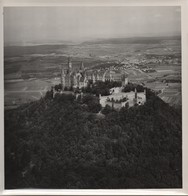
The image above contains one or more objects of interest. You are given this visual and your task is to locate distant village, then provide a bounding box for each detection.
[52,57,146,110]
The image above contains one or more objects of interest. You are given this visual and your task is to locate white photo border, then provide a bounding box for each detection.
[0,0,188,195]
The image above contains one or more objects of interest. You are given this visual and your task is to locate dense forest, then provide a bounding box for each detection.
[5,88,182,189]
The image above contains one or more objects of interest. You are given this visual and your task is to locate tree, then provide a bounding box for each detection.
[101,105,114,115]
[54,84,62,91]
[82,94,101,113]
[45,90,53,100]
[88,102,101,113]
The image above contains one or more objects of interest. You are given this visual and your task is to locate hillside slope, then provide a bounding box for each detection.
[5,91,182,189]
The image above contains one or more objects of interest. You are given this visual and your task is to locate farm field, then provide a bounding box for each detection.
[4,78,60,109]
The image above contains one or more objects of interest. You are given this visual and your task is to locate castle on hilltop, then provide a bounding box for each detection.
[60,57,129,90]
[54,57,146,109]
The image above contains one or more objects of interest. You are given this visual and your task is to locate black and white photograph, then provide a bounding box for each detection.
[4,5,182,190]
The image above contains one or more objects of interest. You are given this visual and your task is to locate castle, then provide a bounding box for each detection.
[58,57,146,109]
[60,57,129,90]
[61,57,88,90]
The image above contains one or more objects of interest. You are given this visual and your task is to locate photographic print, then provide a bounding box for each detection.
[4,6,182,189]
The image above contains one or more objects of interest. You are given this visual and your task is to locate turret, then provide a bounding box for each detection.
[68,57,72,70]
[96,72,100,81]
[80,61,85,71]
[133,88,138,106]
[92,73,96,84]
[121,73,128,87]
[52,86,56,99]
[80,92,83,101]
[135,88,137,99]
[61,65,65,91]
[125,77,128,86]
[109,67,113,81]
[144,88,146,96]
[144,88,147,102]
[102,72,106,82]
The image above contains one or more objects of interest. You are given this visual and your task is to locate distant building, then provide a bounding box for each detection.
[99,87,146,109]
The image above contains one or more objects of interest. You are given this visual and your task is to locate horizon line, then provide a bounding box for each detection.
[4,34,181,47]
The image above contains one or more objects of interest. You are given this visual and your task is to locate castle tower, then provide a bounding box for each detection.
[92,73,96,84]
[109,67,112,81]
[121,73,128,87]
[133,88,138,105]
[68,57,72,71]
[96,72,100,81]
[125,77,128,86]
[61,66,65,91]
[73,74,78,88]
[80,61,85,71]
[102,70,108,82]
[102,72,105,82]
[144,89,146,96]
[83,75,88,88]
[135,88,137,99]
[52,86,56,99]
[143,89,147,102]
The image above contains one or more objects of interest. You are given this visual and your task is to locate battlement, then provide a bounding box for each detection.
[99,88,146,109]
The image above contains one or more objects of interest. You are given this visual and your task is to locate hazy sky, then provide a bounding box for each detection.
[4,6,181,45]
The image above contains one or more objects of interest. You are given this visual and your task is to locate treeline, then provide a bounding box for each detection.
[122,83,145,93]
[53,80,122,95]
[5,89,182,189]
[54,81,146,96]
[83,80,122,96]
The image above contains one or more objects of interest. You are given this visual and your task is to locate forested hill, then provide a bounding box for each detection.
[5,91,182,189]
